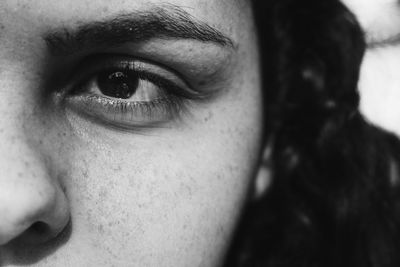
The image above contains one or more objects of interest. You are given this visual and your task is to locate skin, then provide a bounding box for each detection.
[341,0,400,136]
[0,0,264,266]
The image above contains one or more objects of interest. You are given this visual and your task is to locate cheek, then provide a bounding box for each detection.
[56,83,263,266]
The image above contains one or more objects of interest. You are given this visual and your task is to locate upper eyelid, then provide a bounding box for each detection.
[69,54,191,90]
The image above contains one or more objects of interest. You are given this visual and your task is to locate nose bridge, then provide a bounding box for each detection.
[0,72,40,136]
[0,66,55,201]
[0,63,50,167]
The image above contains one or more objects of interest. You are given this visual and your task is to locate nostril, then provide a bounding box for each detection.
[15,222,54,245]
[30,222,50,236]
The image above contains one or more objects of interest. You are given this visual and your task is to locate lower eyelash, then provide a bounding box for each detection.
[65,93,186,129]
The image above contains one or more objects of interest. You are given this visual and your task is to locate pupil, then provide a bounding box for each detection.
[97,70,139,99]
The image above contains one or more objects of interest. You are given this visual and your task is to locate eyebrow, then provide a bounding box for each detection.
[44,5,235,56]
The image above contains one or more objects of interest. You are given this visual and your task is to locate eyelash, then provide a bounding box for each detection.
[63,55,197,128]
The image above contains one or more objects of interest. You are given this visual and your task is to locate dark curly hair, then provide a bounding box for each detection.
[225,0,400,266]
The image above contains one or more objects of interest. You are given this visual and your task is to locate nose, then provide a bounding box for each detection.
[0,146,70,246]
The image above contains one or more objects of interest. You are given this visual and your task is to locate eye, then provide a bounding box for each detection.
[85,67,165,103]
[63,55,201,129]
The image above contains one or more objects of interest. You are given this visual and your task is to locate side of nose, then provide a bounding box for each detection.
[0,146,70,246]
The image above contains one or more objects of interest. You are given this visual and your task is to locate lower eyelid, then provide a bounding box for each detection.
[64,93,186,129]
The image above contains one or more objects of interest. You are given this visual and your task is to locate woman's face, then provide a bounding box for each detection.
[0,0,263,266]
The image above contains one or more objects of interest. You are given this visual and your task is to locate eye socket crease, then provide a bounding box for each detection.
[43,4,236,57]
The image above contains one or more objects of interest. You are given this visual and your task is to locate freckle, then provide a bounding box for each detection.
[98,224,105,234]
[112,165,122,172]
[204,111,214,122]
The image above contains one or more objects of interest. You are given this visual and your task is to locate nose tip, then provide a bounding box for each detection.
[0,179,70,246]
